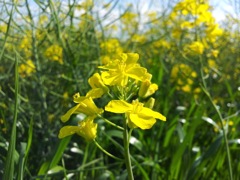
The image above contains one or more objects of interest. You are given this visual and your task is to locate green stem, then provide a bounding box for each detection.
[199,56,233,180]
[97,114,124,131]
[123,117,134,180]
[201,86,233,180]
[94,139,123,161]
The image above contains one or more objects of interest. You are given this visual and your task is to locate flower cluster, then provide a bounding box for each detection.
[44,45,63,64]
[18,59,36,78]
[59,53,166,141]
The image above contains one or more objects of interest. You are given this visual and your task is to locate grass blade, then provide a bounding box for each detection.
[3,54,19,180]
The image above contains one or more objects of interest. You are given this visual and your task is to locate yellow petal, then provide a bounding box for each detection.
[105,100,132,113]
[58,126,79,138]
[125,53,139,64]
[76,119,98,141]
[61,104,81,122]
[126,66,151,82]
[86,88,105,99]
[129,114,156,129]
[80,97,104,115]
[139,107,166,121]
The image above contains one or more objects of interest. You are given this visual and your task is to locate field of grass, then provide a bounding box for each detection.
[0,0,240,179]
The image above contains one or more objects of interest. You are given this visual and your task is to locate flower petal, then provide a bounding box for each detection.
[58,126,80,138]
[126,66,151,82]
[125,53,139,64]
[61,104,81,122]
[139,107,166,121]
[86,88,105,99]
[129,114,156,129]
[105,100,132,113]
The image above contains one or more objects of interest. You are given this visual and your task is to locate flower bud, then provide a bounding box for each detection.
[138,80,158,98]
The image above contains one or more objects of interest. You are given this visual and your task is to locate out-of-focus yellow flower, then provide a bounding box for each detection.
[76,0,93,10]
[152,39,171,50]
[58,116,97,141]
[171,63,198,93]
[196,11,214,24]
[61,93,103,123]
[63,92,69,100]
[121,11,138,32]
[208,49,219,58]
[100,39,123,64]
[19,35,32,58]
[180,21,194,29]
[0,24,7,34]
[48,114,55,123]
[18,60,36,78]
[99,53,151,87]
[105,99,166,129]
[187,41,205,54]
[39,15,48,25]
[205,24,223,42]
[100,39,123,55]
[132,34,146,43]
[172,28,182,39]
[45,45,63,64]
[208,59,217,68]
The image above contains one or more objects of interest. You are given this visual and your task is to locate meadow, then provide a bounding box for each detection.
[0,0,239,179]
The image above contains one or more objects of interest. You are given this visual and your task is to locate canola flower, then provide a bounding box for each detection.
[171,63,200,94]
[61,93,103,123]
[44,45,63,64]
[100,39,123,64]
[59,116,98,141]
[105,100,166,129]
[59,52,166,179]
[59,52,166,140]
[18,60,36,78]
[99,53,151,86]
[187,41,205,55]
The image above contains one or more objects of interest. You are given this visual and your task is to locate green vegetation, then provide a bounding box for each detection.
[0,0,239,179]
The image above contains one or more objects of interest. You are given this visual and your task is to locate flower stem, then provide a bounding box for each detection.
[97,114,124,131]
[94,139,123,161]
[123,117,134,180]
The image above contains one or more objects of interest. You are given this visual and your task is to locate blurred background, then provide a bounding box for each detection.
[0,0,239,179]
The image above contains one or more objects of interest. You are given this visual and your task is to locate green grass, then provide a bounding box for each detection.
[0,0,239,179]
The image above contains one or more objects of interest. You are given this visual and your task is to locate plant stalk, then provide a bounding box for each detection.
[123,117,134,180]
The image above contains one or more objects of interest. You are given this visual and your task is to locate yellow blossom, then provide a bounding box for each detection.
[61,93,103,123]
[86,73,109,98]
[18,60,36,78]
[45,45,63,64]
[99,53,151,87]
[187,41,205,54]
[105,100,166,129]
[58,116,97,141]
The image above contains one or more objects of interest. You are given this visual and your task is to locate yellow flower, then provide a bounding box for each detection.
[58,116,97,141]
[100,39,123,64]
[18,59,36,78]
[105,100,166,129]
[86,73,109,98]
[99,53,151,87]
[45,45,63,64]
[187,41,205,54]
[61,93,103,122]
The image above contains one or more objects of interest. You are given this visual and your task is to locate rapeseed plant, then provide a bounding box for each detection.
[59,53,166,178]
